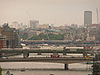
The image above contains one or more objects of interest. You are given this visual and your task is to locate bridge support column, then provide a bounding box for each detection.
[63,47,67,55]
[63,53,66,55]
[23,51,29,58]
[83,53,87,57]
[37,53,42,55]
[64,64,69,70]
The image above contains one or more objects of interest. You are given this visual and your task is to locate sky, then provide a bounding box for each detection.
[0,0,100,26]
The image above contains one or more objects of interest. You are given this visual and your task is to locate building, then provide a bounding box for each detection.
[84,11,92,26]
[0,23,21,48]
[30,20,39,29]
[0,34,6,48]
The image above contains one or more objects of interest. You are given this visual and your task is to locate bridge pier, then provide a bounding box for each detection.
[37,53,42,55]
[23,51,29,58]
[64,64,69,70]
[63,53,66,55]
[83,53,87,57]
[63,47,67,55]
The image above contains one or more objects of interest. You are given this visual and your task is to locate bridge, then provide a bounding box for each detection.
[0,57,93,70]
[0,57,92,63]
[0,48,92,53]
[0,48,94,58]
[0,47,95,70]
[21,40,100,46]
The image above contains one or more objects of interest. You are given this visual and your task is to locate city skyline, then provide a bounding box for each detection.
[0,0,100,26]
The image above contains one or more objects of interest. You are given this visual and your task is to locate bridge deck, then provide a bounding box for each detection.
[0,48,92,54]
[0,57,93,64]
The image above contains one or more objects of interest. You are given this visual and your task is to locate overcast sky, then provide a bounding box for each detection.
[0,0,100,26]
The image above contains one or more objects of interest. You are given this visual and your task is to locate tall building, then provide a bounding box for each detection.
[84,11,92,26]
[30,20,39,29]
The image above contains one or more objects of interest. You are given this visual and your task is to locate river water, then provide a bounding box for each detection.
[0,53,92,75]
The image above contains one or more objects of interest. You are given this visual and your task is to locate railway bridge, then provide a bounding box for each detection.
[0,48,94,70]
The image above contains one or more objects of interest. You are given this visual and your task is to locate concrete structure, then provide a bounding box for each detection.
[0,57,93,70]
[84,11,92,26]
[0,57,92,64]
[0,48,94,58]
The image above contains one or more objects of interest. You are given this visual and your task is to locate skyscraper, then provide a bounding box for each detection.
[84,11,92,26]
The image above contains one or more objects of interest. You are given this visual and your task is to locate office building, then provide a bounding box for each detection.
[84,11,92,26]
